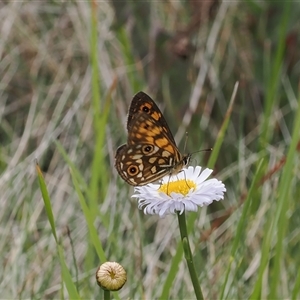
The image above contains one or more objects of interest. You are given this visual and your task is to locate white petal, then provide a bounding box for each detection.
[184,201,198,212]
[196,168,213,183]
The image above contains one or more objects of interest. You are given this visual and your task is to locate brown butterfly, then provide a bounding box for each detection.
[114,92,191,186]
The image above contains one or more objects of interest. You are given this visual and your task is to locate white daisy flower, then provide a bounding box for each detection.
[132,166,226,217]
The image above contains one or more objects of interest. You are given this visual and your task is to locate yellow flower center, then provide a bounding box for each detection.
[159,179,196,196]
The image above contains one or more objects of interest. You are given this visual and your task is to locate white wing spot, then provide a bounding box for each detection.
[129,178,137,184]
[151,166,157,173]
[149,157,157,163]
[162,150,171,157]
[133,156,143,160]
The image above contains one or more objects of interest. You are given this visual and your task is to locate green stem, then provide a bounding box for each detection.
[177,211,204,300]
[103,290,110,300]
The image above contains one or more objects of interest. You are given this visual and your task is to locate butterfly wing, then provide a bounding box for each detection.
[127,92,177,145]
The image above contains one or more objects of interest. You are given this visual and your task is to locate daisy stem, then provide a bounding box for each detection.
[177,211,204,300]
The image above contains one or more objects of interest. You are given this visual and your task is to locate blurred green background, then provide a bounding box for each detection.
[1,1,300,299]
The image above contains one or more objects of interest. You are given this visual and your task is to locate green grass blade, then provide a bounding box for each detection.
[220,159,265,299]
[292,265,300,300]
[57,245,82,300]
[160,243,183,299]
[89,1,111,216]
[251,92,300,299]
[208,82,238,169]
[36,161,58,243]
[269,89,300,298]
[70,168,107,262]
[250,199,275,299]
[36,162,81,299]
[89,94,111,219]
[54,140,110,229]
[54,140,89,193]
[259,2,291,149]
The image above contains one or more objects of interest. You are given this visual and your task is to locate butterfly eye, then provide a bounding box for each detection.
[183,155,191,165]
[142,145,154,154]
[127,165,139,175]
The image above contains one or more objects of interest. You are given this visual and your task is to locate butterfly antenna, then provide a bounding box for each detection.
[190,148,213,155]
[183,132,211,155]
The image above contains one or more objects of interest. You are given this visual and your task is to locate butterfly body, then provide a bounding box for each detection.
[115,92,190,186]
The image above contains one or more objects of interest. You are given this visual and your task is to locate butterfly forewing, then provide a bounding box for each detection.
[127,92,176,145]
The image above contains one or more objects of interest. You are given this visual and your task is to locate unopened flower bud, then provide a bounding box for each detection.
[96,262,127,291]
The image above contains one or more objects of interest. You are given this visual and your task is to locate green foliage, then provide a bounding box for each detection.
[1,1,300,299]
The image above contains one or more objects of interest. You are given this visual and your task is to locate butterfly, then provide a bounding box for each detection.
[114,91,191,186]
